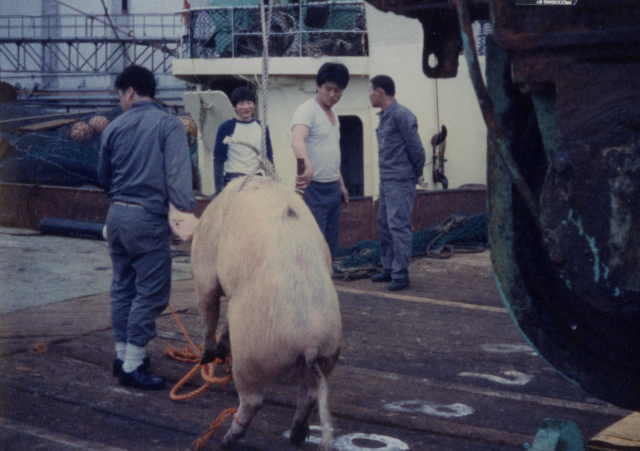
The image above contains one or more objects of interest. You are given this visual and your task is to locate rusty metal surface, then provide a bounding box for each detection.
[361,0,640,408]
[0,183,110,230]
[484,33,640,409]
[0,183,211,230]
[535,60,640,315]
[0,183,487,249]
[364,0,640,78]
[491,0,640,51]
[363,0,488,78]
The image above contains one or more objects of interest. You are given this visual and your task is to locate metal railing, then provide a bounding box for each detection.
[0,13,183,41]
[0,14,184,75]
[178,1,368,59]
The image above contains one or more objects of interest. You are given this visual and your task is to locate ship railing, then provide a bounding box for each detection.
[0,13,183,42]
[177,1,368,59]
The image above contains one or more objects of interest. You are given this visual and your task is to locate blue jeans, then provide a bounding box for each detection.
[304,180,342,261]
[377,179,416,280]
[106,203,172,348]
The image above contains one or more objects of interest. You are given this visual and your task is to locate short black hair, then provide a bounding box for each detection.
[370,75,395,97]
[316,62,349,89]
[115,65,156,98]
[230,87,256,107]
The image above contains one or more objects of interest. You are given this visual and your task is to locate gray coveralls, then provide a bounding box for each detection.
[375,100,426,281]
[99,101,195,347]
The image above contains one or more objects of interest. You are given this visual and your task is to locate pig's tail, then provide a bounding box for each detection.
[312,363,333,451]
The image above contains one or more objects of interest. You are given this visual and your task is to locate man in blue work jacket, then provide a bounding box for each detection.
[369,75,426,291]
[99,65,196,390]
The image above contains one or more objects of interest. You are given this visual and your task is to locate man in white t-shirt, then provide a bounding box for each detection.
[291,63,350,262]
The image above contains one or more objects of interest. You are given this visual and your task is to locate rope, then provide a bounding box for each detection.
[99,0,132,65]
[331,264,380,281]
[238,0,280,191]
[259,0,274,161]
[164,303,235,448]
[223,137,279,186]
[165,303,233,401]
[192,408,238,451]
[424,215,485,259]
[435,78,440,133]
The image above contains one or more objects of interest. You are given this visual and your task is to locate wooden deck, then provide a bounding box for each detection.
[0,247,629,451]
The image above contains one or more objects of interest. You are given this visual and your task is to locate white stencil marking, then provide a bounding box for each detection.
[458,370,533,385]
[384,399,474,418]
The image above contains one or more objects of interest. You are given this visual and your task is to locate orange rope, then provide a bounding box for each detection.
[168,303,201,353]
[165,302,238,448]
[169,362,211,401]
[192,408,238,451]
[165,302,233,401]
[165,303,237,448]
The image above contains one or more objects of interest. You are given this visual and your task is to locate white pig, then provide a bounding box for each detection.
[191,175,342,450]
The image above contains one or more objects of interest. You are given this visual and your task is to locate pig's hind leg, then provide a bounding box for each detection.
[194,275,225,365]
[291,359,334,450]
[221,390,264,448]
[290,381,318,445]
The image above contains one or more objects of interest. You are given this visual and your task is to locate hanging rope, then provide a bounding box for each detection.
[259,0,274,161]
[431,125,448,189]
[435,78,440,133]
[174,4,275,446]
[239,0,279,191]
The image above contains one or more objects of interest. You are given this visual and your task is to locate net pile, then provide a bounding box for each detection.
[0,105,200,190]
[0,105,123,187]
[335,213,489,272]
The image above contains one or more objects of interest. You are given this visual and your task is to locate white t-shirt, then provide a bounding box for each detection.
[224,120,263,175]
[291,98,341,183]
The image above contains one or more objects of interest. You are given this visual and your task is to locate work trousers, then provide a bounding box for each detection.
[106,203,172,348]
[377,178,416,280]
[304,180,342,261]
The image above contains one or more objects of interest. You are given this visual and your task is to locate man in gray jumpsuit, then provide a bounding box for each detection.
[369,75,426,291]
[99,65,196,389]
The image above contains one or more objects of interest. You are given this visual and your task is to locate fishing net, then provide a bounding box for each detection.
[334,212,489,274]
[0,104,200,189]
[0,105,123,187]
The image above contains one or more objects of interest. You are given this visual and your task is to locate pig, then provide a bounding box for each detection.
[191,175,342,450]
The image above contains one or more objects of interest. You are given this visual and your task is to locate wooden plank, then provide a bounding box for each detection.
[588,413,640,450]
[16,118,80,133]
[335,285,507,313]
[0,252,627,451]
[0,351,519,451]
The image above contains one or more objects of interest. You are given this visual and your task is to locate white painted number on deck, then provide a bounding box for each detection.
[284,427,410,450]
[481,343,538,356]
[458,370,533,385]
[384,400,474,418]
[283,426,323,445]
[335,433,409,451]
